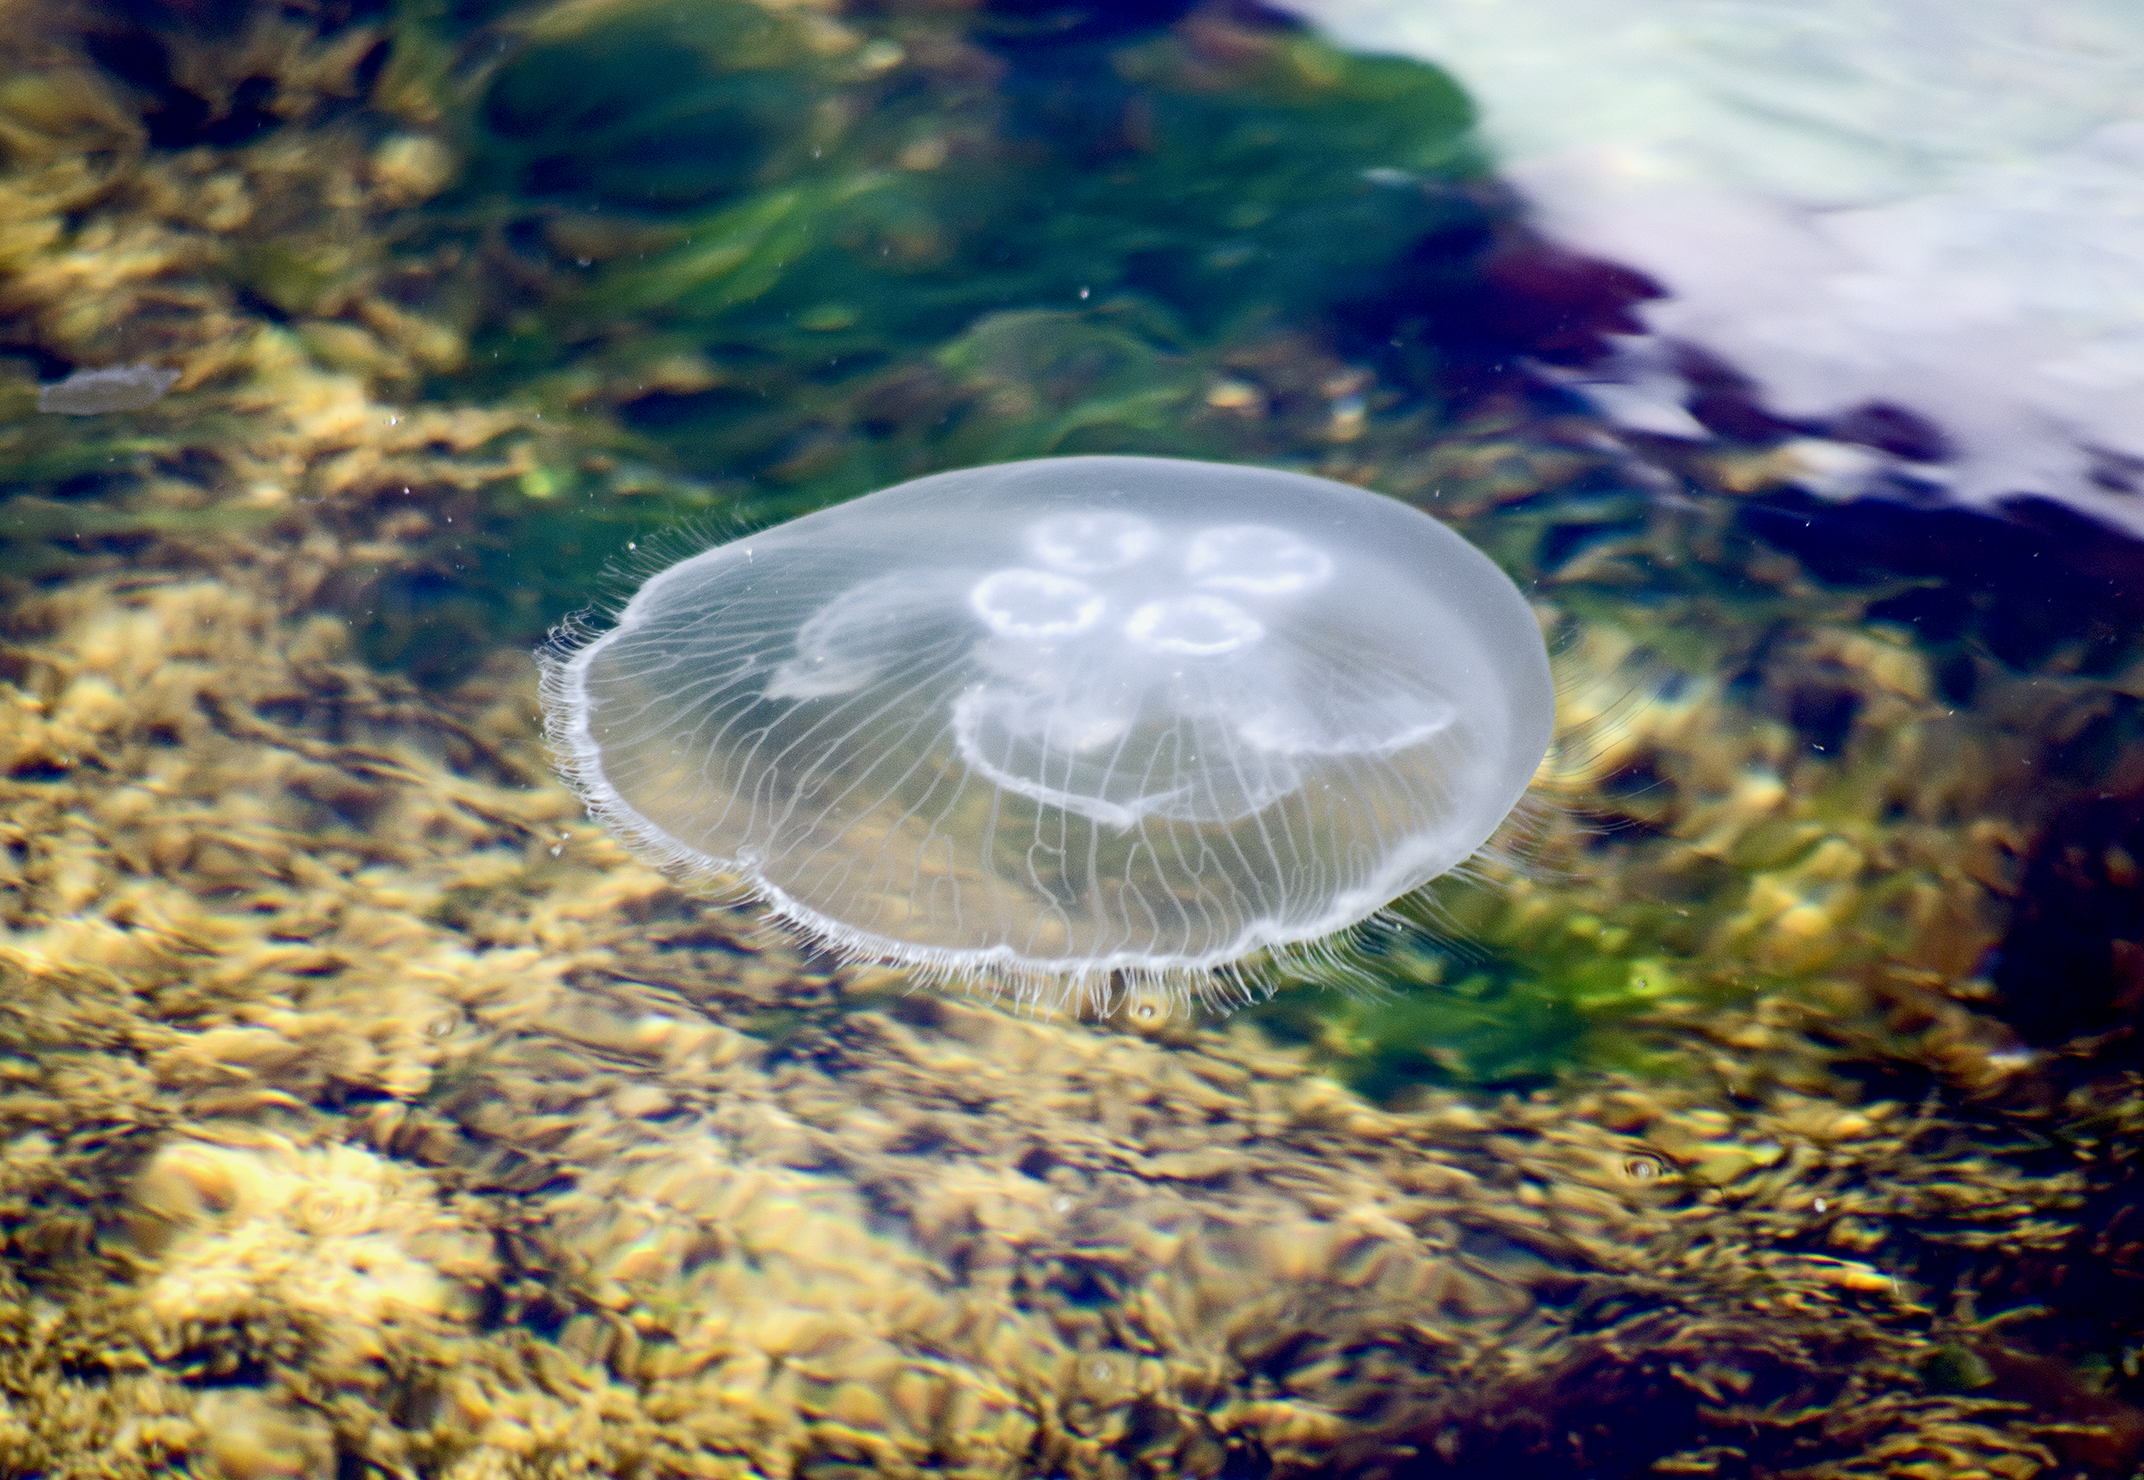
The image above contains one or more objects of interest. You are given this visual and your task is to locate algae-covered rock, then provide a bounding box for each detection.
[128,1132,493,1344]
[0,512,2133,1478]
[4,0,2144,1475]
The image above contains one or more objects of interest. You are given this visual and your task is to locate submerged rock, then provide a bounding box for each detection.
[0,0,2140,1475]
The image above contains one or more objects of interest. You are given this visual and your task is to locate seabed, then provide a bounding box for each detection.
[1,0,2140,1475]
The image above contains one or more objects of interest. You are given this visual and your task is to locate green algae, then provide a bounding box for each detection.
[1247,897,1692,1098]
[416,0,1492,535]
[476,0,818,213]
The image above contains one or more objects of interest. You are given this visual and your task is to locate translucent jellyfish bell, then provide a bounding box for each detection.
[541,456,1555,1010]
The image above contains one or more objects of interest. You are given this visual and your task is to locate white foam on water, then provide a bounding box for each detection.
[1279,0,2144,534]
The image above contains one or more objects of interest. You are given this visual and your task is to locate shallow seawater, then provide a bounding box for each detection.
[1,2,2141,1477]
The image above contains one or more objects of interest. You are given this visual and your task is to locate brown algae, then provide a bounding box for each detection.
[0,511,2137,1478]
[0,0,2141,1475]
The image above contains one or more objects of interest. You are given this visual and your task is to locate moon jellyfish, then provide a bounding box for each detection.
[540,455,1554,1011]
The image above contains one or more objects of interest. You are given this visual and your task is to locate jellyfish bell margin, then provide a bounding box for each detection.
[537,455,1556,1018]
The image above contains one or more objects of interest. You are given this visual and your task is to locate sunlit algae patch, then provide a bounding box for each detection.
[541,456,1553,1011]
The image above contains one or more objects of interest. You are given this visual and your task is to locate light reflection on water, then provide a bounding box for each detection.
[1284,0,2144,532]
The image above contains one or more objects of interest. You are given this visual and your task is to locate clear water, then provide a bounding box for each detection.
[0,2,2139,1477]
